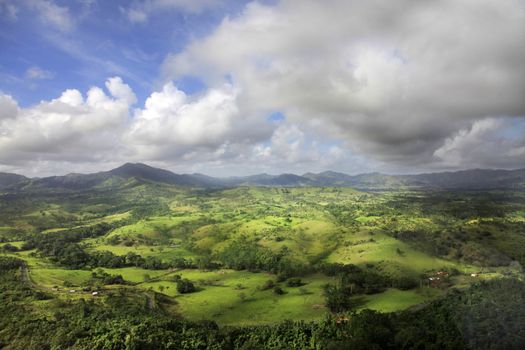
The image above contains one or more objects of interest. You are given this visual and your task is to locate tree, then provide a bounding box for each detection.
[176,279,196,294]
[323,283,355,312]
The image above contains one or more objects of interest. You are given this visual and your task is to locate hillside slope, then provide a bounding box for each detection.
[2,164,525,192]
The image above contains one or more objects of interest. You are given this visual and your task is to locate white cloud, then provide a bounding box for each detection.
[3,0,525,175]
[163,0,525,169]
[126,82,247,159]
[122,0,218,23]
[433,117,525,169]
[434,119,500,166]
[0,77,379,176]
[105,77,137,105]
[27,0,74,31]
[0,77,134,164]
[25,66,55,80]
[0,94,18,120]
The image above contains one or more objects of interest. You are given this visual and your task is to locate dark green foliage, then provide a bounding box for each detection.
[22,225,177,270]
[176,278,196,294]
[260,279,275,290]
[0,263,524,349]
[0,256,25,270]
[286,277,304,287]
[393,276,419,290]
[339,267,390,295]
[273,286,285,295]
[131,202,171,220]
[323,283,355,313]
[318,263,361,276]
[91,270,127,285]
[217,236,305,275]
[1,243,18,252]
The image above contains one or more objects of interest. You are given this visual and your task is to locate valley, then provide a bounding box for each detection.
[0,164,524,348]
[1,165,524,327]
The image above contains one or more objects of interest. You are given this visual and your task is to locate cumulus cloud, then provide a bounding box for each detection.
[0,95,18,120]
[105,77,137,105]
[126,82,273,161]
[0,84,382,176]
[433,117,525,168]
[0,77,134,165]
[2,75,344,176]
[163,0,525,169]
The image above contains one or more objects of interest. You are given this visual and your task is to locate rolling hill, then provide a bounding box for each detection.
[0,173,28,189]
[1,163,525,192]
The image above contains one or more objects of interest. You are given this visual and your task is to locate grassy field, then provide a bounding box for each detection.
[30,268,92,288]
[358,288,443,312]
[1,185,523,326]
[137,270,334,325]
[326,230,471,277]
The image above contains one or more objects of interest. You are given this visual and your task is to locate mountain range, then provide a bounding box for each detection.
[1,163,525,192]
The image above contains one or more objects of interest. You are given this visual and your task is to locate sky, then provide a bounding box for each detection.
[0,0,524,177]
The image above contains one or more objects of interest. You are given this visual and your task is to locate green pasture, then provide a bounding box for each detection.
[327,230,463,276]
[30,268,92,288]
[358,288,443,313]
[138,270,334,325]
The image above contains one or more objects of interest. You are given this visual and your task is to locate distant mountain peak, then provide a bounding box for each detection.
[111,162,153,172]
[108,163,189,185]
[2,164,525,192]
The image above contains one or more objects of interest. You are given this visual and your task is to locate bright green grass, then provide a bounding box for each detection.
[0,226,13,234]
[327,231,463,276]
[169,201,200,213]
[100,267,171,283]
[355,216,381,223]
[0,241,24,248]
[88,211,131,224]
[358,288,442,313]
[41,228,67,233]
[30,268,92,287]
[0,250,49,268]
[41,212,132,233]
[138,270,334,325]
[107,215,201,239]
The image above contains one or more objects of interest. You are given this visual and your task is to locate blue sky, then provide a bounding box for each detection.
[0,0,254,106]
[0,0,524,177]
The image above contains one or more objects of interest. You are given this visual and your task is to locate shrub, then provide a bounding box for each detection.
[273,286,285,295]
[261,279,275,290]
[286,277,304,287]
[176,279,196,294]
[395,276,419,290]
